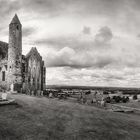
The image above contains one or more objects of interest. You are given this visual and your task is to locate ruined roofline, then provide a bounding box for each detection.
[0,41,8,45]
[25,47,42,60]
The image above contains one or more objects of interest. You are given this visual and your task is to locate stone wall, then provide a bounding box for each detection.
[0,59,8,90]
[25,47,46,92]
[0,15,46,92]
[7,16,22,89]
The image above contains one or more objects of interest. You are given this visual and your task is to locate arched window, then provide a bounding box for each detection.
[17,25,19,30]
[2,71,5,81]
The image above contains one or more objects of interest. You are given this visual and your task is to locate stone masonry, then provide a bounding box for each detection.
[0,14,46,92]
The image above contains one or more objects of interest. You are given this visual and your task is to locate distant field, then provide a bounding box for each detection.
[120,101,140,109]
[0,93,140,140]
[47,85,140,94]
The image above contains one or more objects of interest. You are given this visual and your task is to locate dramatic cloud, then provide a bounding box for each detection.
[94,26,113,45]
[82,26,91,35]
[22,27,35,37]
[0,0,19,16]
[46,47,76,67]
[34,26,140,71]
[46,67,140,87]
[46,45,116,68]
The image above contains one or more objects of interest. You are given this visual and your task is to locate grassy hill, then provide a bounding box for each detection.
[0,94,140,140]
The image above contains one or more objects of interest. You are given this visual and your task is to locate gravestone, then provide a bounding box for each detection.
[2,93,7,100]
[49,93,53,98]
[10,84,14,92]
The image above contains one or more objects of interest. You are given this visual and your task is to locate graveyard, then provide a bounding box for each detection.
[0,93,140,140]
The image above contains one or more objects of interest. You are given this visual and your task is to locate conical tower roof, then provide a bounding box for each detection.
[10,14,21,24]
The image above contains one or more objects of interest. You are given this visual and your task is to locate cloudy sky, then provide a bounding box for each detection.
[1,0,140,87]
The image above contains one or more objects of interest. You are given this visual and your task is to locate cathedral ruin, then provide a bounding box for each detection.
[0,14,46,92]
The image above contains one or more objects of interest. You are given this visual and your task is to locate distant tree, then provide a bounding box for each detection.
[103,91,108,94]
[58,89,62,93]
[105,97,111,103]
[85,90,91,95]
[114,96,121,103]
[122,96,129,103]
[133,95,138,100]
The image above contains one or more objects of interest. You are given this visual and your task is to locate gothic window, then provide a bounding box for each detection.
[22,63,25,72]
[33,78,35,85]
[17,25,19,30]
[9,66,12,72]
[33,60,36,67]
[28,77,30,83]
[2,71,5,81]
[43,77,45,83]
[5,65,7,70]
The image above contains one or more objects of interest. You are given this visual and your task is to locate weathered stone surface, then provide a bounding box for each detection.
[8,14,22,88]
[0,14,46,92]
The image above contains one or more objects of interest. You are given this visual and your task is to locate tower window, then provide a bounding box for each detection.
[2,71,5,81]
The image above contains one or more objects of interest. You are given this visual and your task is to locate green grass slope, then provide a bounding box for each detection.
[0,94,140,140]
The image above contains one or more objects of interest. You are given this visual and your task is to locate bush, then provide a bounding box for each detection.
[105,97,111,103]
[114,96,121,103]
[122,96,129,103]
[133,95,138,100]
[85,91,91,95]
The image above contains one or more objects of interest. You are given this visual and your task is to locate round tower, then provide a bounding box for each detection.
[7,14,22,90]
